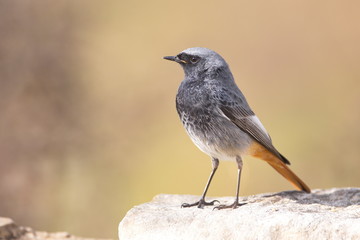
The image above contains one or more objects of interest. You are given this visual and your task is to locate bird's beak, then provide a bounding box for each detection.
[163,56,187,64]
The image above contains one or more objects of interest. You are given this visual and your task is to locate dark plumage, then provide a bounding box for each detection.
[164,47,310,209]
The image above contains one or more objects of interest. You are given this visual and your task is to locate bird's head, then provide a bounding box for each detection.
[164,47,230,79]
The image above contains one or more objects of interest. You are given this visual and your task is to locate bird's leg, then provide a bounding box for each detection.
[214,156,246,210]
[182,157,220,208]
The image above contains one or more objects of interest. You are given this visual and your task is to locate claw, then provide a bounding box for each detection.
[213,200,247,210]
[181,199,219,209]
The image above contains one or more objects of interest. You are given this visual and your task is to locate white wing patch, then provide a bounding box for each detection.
[248,115,270,138]
[218,107,232,122]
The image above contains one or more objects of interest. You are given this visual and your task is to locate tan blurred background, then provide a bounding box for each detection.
[0,0,359,238]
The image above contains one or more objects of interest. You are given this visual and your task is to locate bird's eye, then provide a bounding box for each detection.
[190,56,199,64]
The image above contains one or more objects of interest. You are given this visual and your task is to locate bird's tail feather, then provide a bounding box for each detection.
[248,142,311,193]
[266,160,311,193]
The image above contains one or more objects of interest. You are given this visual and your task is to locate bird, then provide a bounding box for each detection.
[163,47,310,209]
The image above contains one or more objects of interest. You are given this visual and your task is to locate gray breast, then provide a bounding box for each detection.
[178,103,253,161]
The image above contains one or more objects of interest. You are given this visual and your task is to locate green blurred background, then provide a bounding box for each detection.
[0,0,359,238]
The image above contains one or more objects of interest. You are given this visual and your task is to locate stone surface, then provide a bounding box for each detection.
[119,188,360,240]
[0,217,24,240]
[0,217,111,240]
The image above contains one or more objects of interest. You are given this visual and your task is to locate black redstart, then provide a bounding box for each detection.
[164,47,310,209]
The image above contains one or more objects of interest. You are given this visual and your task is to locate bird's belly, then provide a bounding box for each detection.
[183,118,253,161]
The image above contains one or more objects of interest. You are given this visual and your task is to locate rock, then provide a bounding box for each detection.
[119,188,360,240]
[0,217,111,240]
[0,217,24,240]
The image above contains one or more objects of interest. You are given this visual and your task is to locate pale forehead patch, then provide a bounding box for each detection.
[181,47,216,57]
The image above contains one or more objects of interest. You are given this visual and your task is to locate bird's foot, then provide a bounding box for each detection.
[181,198,219,209]
[213,199,246,210]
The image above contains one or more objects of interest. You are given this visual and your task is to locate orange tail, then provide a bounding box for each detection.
[248,142,311,193]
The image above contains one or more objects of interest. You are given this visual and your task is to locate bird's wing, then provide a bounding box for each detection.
[218,98,290,165]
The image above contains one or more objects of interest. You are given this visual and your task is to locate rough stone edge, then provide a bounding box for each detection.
[119,188,360,240]
[0,217,25,240]
[0,217,113,240]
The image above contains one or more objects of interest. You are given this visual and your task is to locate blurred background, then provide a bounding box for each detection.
[0,0,359,238]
